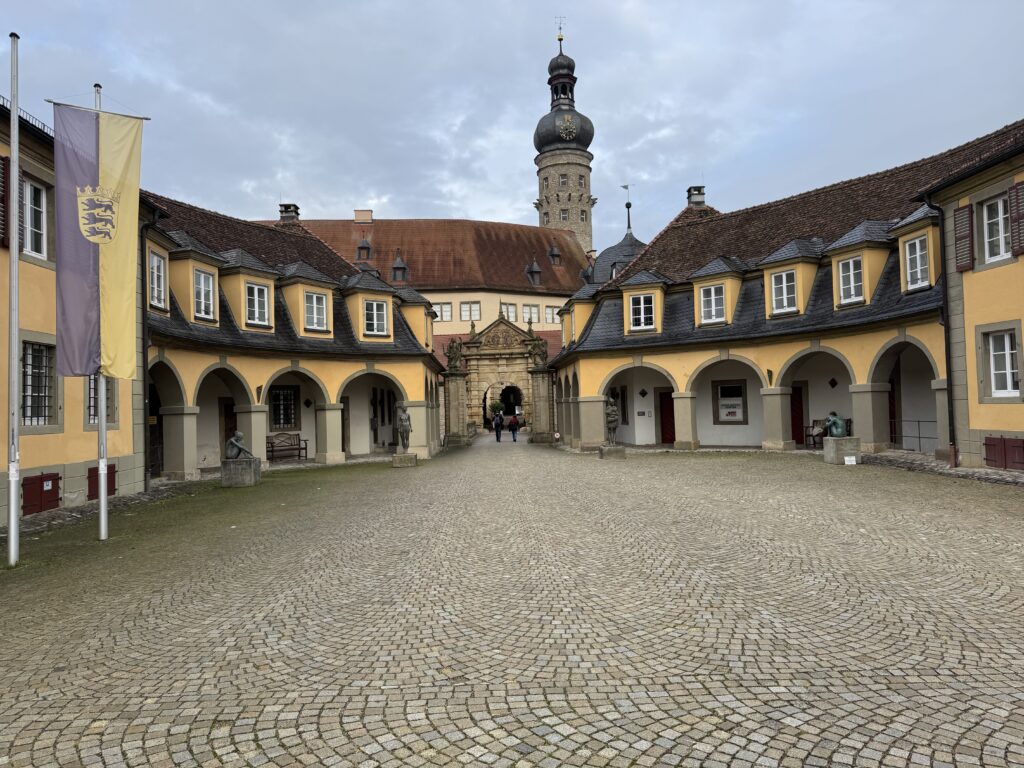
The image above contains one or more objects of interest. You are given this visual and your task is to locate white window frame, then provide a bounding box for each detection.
[436,302,452,322]
[149,251,167,308]
[630,293,655,331]
[771,270,797,314]
[523,304,540,323]
[545,306,558,324]
[700,284,725,323]
[839,256,863,304]
[559,209,569,222]
[364,299,389,336]
[982,195,1012,263]
[246,282,270,326]
[304,291,327,331]
[580,209,587,223]
[905,235,929,290]
[989,331,1020,397]
[194,269,215,320]
[22,179,47,259]
[559,174,568,187]
[542,212,550,225]
[500,303,517,322]
[460,301,481,322]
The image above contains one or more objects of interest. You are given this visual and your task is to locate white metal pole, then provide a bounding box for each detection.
[7,32,21,567]
[94,82,108,542]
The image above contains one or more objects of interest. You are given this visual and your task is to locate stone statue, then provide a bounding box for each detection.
[446,337,463,372]
[527,336,548,367]
[605,399,620,445]
[824,411,847,438]
[397,407,412,453]
[225,430,254,460]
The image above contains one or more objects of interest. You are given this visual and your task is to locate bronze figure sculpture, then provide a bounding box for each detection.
[225,430,255,460]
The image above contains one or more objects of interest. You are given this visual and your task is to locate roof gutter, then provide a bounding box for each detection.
[923,192,958,467]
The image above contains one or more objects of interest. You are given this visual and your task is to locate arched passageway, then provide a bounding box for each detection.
[340,373,404,457]
[262,369,331,463]
[779,350,854,447]
[194,367,253,469]
[688,359,764,448]
[148,360,187,478]
[869,340,941,454]
[602,366,676,446]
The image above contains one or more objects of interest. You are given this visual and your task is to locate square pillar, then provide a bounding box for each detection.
[570,398,582,449]
[529,368,555,443]
[931,378,952,462]
[159,406,200,480]
[671,392,699,450]
[760,387,795,451]
[442,372,470,446]
[577,396,607,451]
[314,404,346,464]
[850,383,891,454]
[399,400,432,459]
[234,404,269,468]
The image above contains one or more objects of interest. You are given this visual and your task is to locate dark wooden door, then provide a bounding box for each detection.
[220,399,237,460]
[658,391,675,444]
[790,384,805,445]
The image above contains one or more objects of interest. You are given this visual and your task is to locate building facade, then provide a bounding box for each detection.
[552,119,1024,470]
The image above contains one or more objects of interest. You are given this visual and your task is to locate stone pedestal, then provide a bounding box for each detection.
[443,371,470,447]
[932,378,951,462]
[392,452,417,468]
[824,436,861,465]
[221,457,262,486]
[235,404,269,468]
[672,392,700,450]
[528,367,555,443]
[599,445,626,460]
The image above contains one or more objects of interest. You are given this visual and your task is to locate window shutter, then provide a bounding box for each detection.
[1009,182,1024,258]
[0,154,8,248]
[953,204,974,272]
[17,167,26,254]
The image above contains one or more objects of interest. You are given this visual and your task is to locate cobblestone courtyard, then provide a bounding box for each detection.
[1,441,1023,767]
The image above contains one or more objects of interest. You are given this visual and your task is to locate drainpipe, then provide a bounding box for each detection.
[139,209,165,492]
[924,193,958,467]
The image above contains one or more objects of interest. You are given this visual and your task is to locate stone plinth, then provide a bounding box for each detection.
[599,445,626,460]
[824,437,861,465]
[392,453,418,468]
[221,457,262,487]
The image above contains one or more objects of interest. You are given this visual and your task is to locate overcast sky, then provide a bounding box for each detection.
[4,1,1023,251]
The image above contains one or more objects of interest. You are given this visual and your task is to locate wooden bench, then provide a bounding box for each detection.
[266,432,308,461]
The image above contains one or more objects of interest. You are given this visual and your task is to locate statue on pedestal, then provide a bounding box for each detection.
[397,407,412,453]
[824,411,847,438]
[446,337,463,372]
[225,431,254,460]
[605,399,620,445]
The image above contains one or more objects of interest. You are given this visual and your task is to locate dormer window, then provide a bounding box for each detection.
[905,236,929,290]
[548,244,561,266]
[356,239,372,261]
[194,269,215,320]
[630,294,655,330]
[304,291,327,330]
[839,256,863,304]
[771,270,797,314]
[246,283,270,325]
[526,259,542,286]
[364,299,388,336]
[700,284,725,323]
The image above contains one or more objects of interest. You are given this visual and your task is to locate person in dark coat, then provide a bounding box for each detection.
[492,411,504,442]
[508,415,520,442]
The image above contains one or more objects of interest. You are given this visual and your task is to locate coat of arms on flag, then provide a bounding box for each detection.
[76,186,120,243]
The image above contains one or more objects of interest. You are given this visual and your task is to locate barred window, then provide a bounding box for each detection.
[269,385,299,430]
[87,374,116,425]
[22,342,55,426]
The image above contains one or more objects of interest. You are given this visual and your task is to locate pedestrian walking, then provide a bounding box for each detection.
[492,411,504,442]
[508,414,520,442]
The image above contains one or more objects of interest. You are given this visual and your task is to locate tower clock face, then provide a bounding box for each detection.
[558,115,577,140]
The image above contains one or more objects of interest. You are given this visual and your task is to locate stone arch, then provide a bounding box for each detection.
[868,334,940,384]
[684,353,767,393]
[337,368,409,402]
[148,358,186,408]
[778,345,857,387]
[262,365,329,405]
[193,362,254,406]
[571,372,579,398]
[598,361,680,395]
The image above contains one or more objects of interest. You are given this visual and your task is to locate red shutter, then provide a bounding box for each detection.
[953,204,974,272]
[1009,182,1024,258]
[1006,438,1024,471]
[0,154,8,248]
[984,436,1007,469]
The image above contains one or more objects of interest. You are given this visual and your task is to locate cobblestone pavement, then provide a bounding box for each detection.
[1,441,1023,767]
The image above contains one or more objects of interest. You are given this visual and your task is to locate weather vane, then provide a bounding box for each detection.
[556,16,566,46]
[621,184,631,203]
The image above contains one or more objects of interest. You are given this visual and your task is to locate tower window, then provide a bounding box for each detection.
[580,210,587,223]
[559,209,569,222]
[559,174,568,187]
[543,212,550,225]
[543,177,549,190]
[578,175,585,188]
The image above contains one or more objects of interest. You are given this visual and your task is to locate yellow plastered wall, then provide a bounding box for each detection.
[622,286,665,335]
[896,225,941,293]
[399,304,433,351]
[830,247,888,308]
[222,273,275,333]
[169,258,219,325]
[572,300,595,342]
[560,308,571,347]
[422,289,565,335]
[344,291,394,343]
[763,262,817,318]
[281,283,334,338]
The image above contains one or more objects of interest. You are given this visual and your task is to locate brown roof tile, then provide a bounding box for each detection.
[619,117,1024,284]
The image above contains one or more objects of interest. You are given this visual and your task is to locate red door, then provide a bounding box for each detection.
[658,391,675,444]
[790,385,805,446]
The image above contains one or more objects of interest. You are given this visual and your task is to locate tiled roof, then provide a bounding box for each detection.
[619,117,1024,283]
[825,220,897,252]
[293,218,589,295]
[889,204,937,232]
[218,248,280,276]
[144,192,358,282]
[688,257,746,279]
[554,252,942,365]
[757,237,825,266]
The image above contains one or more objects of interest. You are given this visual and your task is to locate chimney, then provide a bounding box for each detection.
[354,209,373,223]
[279,202,300,222]
[687,185,706,207]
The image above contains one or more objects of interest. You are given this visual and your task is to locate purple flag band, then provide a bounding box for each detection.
[54,105,100,377]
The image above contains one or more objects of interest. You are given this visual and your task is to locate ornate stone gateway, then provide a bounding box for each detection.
[443,318,554,444]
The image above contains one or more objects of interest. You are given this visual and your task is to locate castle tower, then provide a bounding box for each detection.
[533,34,597,252]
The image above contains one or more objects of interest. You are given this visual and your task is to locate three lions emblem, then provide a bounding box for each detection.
[76,186,120,244]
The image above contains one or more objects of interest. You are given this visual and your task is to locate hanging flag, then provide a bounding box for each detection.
[54,103,143,379]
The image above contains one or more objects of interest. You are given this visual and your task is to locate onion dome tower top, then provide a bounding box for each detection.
[533,33,595,154]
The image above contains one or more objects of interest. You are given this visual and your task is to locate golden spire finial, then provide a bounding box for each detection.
[556,16,566,51]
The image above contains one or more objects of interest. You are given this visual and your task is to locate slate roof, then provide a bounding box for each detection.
[345,270,395,294]
[619,117,1024,284]
[165,230,227,262]
[889,204,938,232]
[757,237,825,266]
[591,230,646,284]
[570,283,602,301]
[689,256,746,279]
[292,218,589,296]
[218,248,280,276]
[554,253,942,364]
[394,287,431,305]
[280,261,335,284]
[825,220,898,252]
[619,269,669,286]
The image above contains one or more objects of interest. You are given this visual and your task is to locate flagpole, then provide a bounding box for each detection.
[7,32,21,566]
[94,82,108,542]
